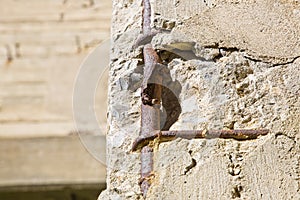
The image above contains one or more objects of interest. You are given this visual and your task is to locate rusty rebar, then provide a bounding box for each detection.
[142,0,151,34]
[132,129,270,152]
[139,0,162,197]
[140,45,162,197]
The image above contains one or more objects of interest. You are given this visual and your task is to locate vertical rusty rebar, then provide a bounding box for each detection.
[140,45,162,197]
[140,0,162,197]
[142,0,151,34]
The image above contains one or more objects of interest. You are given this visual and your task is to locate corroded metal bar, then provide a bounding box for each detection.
[139,0,162,197]
[142,0,151,34]
[132,129,270,152]
[140,47,162,196]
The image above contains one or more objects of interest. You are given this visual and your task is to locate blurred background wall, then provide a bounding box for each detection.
[0,0,111,199]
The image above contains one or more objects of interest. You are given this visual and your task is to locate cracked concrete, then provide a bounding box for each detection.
[100,0,299,199]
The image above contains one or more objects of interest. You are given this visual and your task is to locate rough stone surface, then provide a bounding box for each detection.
[101,0,299,199]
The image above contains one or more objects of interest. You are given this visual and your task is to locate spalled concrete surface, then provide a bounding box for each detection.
[101,0,299,199]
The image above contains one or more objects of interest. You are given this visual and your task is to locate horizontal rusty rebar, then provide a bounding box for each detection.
[132,129,270,151]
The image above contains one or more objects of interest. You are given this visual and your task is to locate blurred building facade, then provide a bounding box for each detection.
[0,0,111,199]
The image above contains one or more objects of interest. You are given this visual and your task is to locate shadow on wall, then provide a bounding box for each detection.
[0,184,106,200]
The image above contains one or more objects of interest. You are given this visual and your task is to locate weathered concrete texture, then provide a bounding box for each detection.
[103,0,299,199]
[155,0,300,63]
[98,1,143,199]
[145,51,300,200]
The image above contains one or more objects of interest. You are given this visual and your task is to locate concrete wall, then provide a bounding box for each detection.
[100,0,299,199]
